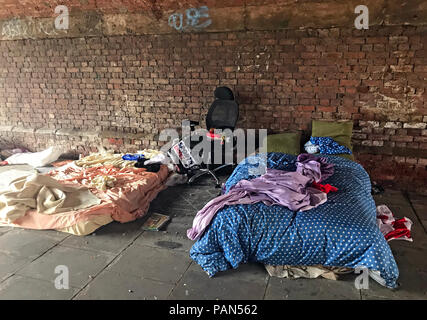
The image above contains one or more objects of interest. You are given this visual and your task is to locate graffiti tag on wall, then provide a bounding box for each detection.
[168,6,212,32]
[1,6,68,40]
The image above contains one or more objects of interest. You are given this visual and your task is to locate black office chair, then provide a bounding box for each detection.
[169,87,239,186]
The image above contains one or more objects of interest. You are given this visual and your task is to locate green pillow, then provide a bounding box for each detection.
[262,132,301,155]
[311,120,354,160]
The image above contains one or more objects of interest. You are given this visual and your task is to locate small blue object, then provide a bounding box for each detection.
[309,136,352,155]
[122,154,145,161]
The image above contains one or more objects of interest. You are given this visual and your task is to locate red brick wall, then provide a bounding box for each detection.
[0,25,426,191]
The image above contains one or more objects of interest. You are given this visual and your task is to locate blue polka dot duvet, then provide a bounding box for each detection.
[189,153,399,288]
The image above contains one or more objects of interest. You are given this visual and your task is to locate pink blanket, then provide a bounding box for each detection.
[9,164,169,235]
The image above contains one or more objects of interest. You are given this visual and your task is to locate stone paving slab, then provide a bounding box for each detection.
[0,275,78,300]
[169,262,268,300]
[107,244,191,285]
[60,220,144,255]
[74,270,174,300]
[0,229,58,259]
[264,275,361,300]
[16,245,114,289]
[373,190,409,207]
[0,252,31,281]
[134,230,193,253]
[0,226,12,236]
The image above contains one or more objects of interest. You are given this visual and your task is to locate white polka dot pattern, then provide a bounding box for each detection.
[189,153,399,288]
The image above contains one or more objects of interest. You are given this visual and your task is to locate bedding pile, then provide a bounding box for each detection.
[0,151,170,236]
[187,154,336,240]
[189,152,400,288]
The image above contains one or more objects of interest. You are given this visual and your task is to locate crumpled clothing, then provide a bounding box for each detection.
[265,264,353,281]
[88,175,117,191]
[187,154,334,241]
[75,151,135,169]
[4,146,63,167]
[309,136,352,155]
[138,149,162,159]
[311,181,338,193]
[0,171,101,223]
[144,153,168,165]
[296,153,335,182]
[376,204,413,242]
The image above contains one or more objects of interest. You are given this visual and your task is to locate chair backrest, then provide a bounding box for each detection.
[214,87,235,100]
[206,99,239,131]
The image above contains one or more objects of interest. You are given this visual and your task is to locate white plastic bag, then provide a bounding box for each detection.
[5,146,63,167]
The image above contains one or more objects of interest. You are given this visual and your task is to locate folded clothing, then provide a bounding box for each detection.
[376,204,413,242]
[309,136,352,155]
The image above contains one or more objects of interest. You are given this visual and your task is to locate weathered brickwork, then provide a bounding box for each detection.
[0,25,426,191]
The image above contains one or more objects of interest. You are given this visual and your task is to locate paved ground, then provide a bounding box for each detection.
[0,172,426,300]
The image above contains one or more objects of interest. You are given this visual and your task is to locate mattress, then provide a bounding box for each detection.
[0,163,169,236]
[189,152,399,288]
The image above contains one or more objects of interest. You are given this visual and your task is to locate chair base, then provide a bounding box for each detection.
[187,163,233,187]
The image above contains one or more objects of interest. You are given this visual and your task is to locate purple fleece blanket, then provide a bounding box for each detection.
[187,154,334,240]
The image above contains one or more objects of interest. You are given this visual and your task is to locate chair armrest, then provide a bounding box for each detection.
[182,119,199,131]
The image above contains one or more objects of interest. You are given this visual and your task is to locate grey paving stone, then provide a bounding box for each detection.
[362,246,427,300]
[107,244,191,284]
[383,204,427,250]
[150,189,193,211]
[411,203,427,232]
[0,226,12,236]
[0,229,58,259]
[23,228,71,242]
[373,189,409,207]
[264,275,361,300]
[193,261,269,284]
[75,270,174,300]
[61,220,144,255]
[0,252,30,281]
[169,263,268,300]
[134,230,193,253]
[156,214,195,239]
[16,245,114,289]
[0,275,78,300]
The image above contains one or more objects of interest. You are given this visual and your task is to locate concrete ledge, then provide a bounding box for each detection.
[0,126,154,141]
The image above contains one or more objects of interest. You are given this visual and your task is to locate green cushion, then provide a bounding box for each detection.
[262,132,301,155]
[311,120,354,161]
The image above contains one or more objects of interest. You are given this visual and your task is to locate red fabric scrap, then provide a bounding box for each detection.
[311,181,338,193]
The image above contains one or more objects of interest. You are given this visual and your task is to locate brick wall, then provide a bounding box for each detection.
[0,25,426,191]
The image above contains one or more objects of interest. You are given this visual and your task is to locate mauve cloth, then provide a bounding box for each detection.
[187,154,334,241]
[296,153,334,182]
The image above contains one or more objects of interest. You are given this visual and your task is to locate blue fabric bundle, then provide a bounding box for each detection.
[122,154,145,161]
[309,136,352,155]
